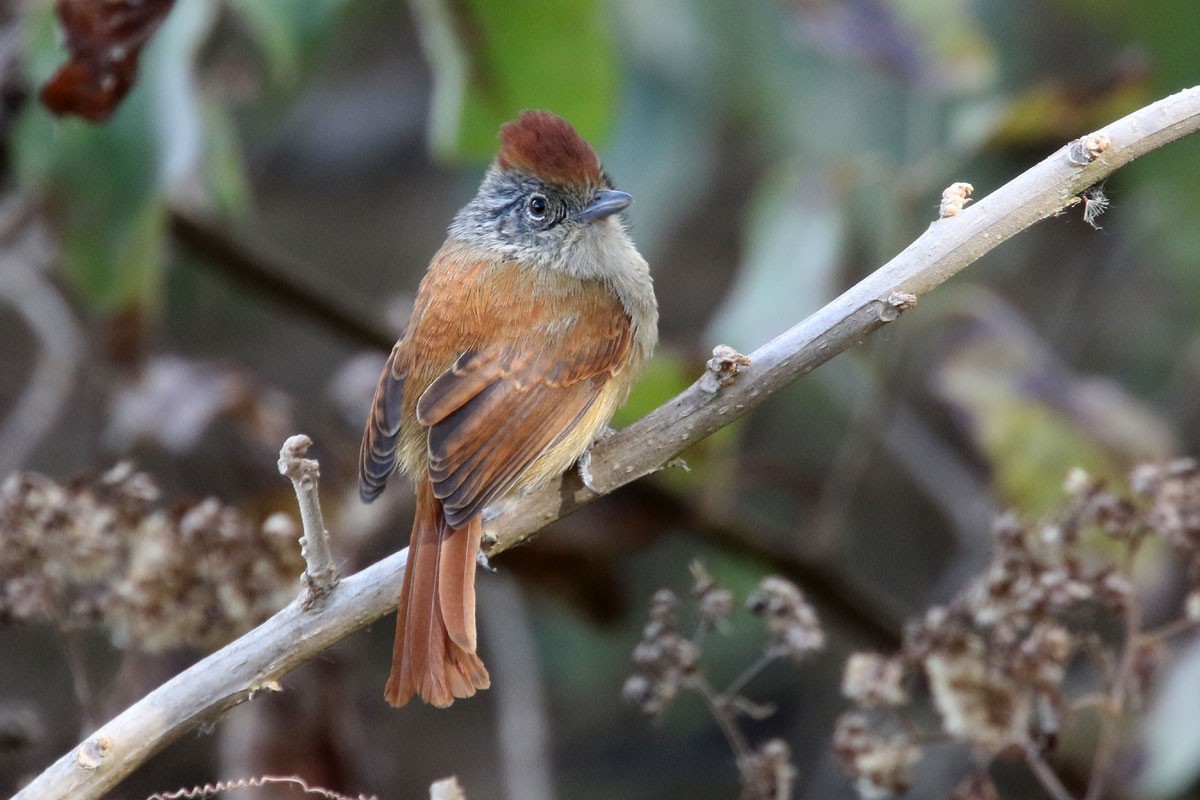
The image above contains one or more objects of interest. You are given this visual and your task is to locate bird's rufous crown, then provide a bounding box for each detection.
[497,110,604,188]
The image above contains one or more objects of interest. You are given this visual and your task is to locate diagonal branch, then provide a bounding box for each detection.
[14,85,1200,800]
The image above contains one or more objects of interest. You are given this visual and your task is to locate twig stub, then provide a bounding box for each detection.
[938,182,974,218]
[277,434,316,481]
[1068,132,1113,166]
[75,736,113,770]
[880,292,918,323]
[701,345,752,393]
[277,434,339,604]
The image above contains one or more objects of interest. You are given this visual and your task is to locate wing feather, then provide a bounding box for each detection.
[420,312,633,528]
[359,341,407,502]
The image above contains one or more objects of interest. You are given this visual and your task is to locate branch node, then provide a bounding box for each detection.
[880,292,918,322]
[938,182,974,217]
[247,680,283,701]
[277,434,339,605]
[701,345,752,393]
[1068,132,1112,166]
[75,736,113,770]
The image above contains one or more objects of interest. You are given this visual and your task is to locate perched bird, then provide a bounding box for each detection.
[360,110,658,707]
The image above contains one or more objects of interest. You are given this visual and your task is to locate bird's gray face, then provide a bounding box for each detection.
[450,169,633,273]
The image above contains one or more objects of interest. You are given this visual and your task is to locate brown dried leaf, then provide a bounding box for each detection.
[40,0,176,122]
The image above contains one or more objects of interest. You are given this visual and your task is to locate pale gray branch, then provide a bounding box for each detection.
[14,85,1200,800]
[485,84,1200,552]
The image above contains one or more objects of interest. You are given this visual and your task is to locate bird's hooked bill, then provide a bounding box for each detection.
[574,189,633,223]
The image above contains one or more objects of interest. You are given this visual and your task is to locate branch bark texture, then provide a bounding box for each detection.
[15,85,1200,800]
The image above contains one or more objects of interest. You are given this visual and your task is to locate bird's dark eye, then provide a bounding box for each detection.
[526,194,548,221]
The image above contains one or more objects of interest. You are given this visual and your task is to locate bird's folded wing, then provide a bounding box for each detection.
[416,311,633,528]
[359,340,407,502]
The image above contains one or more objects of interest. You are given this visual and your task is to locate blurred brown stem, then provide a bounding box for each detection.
[16,85,1200,800]
[168,207,395,349]
[1083,593,1143,800]
[691,673,765,797]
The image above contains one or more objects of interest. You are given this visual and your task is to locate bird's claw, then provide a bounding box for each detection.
[578,449,600,494]
[476,549,496,573]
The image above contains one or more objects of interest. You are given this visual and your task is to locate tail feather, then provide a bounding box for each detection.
[438,514,481,652]
[385,480,490,708]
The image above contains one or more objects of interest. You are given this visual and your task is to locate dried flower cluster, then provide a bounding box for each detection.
[833,712,920,798]
[621,588,699,716]
[747,575,826,663]
[739,738,798,800]
[624,563,823,799]
[0,462,303,651]
[835,460,1200,798]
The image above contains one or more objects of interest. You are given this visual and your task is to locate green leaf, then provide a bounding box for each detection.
[14,44,164,311]
[410,0,619,160]
[14,0,240,314]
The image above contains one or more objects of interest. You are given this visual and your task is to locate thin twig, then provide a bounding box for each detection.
[1143,616,1200,642]
[169,208,394,349]
[277,435,339,603]
[690,673,767,797]
[718,650,779,705]
[14,86,1200,800]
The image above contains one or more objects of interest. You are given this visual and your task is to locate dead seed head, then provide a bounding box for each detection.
[739,738,797,800]
[842,653,908,708]
[839,459,1200,783]
[624,588,699,717]
[690,560,734,631]
[747,576,825,662]
[834,712,921,798]
[0,464,302,650]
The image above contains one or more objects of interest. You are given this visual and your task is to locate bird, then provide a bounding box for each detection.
[359,110,658,707]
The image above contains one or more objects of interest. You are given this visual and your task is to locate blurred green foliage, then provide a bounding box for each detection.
[225,0,351,88]
[412,0,618,159]
[13,0,347,313]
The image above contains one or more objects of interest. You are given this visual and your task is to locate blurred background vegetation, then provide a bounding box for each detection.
[2,0,1200,798]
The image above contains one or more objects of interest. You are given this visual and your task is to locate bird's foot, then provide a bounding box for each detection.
[577,426,618,494]
[577,449,600,494]
[476,548,496,573]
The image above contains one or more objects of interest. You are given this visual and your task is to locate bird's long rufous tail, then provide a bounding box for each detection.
[385,479,490,708]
